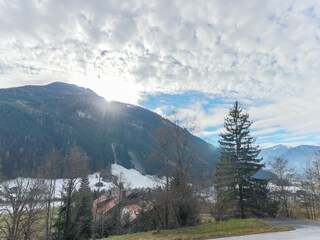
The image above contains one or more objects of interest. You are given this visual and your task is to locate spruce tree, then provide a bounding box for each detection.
[52,147,90,239]
[213,155,238,220]
[74,177,93,240]
[215,101,268,219]
[52,181,76,240]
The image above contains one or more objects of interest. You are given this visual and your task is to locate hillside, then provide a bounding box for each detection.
[0,82,218,179]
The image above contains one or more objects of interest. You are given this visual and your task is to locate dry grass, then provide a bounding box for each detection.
[102,218,294,240]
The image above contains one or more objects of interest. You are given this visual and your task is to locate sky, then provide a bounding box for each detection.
[0,0,319,148]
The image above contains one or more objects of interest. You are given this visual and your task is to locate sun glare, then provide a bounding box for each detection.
[71,73,142,105]
[96,78,142,104]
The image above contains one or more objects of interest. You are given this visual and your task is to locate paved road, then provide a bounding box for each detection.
[211,219,320,240]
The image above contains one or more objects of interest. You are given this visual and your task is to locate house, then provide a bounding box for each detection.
[93,188,142,220]
[93,194,117,215]
[122,203,141,221]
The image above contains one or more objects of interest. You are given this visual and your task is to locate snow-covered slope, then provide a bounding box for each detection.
[54,164,162,198]
[1,164,162,200]
[111,164,162,189]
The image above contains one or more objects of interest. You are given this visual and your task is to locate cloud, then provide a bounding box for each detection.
[0,0,319,146]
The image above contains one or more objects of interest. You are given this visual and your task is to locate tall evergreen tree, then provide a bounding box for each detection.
[74,177,93,240]
[215,101,268,219]
[52,147,90,240]
[213,155,238,220]
[53,180,77,240]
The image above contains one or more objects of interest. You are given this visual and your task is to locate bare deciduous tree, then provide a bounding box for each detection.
[0,178,47,240]
[38,150,63,240]
[302,151,320,219]
[151,115,198,228]
[22,179,47,240]
[270,157,295,218]
[151,126,172,229]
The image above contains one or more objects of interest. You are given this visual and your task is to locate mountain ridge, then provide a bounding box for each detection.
[0,82,218,179]
[260,144,320,173]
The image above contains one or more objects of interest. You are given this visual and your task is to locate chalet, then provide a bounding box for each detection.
[93,188,141,220]
[93,194,116,215]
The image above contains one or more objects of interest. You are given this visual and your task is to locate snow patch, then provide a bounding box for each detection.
[111,164,162,189]
[76,110,92,119]
[111,143,118,164]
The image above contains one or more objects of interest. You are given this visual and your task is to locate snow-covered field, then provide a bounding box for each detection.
[0,164,162,199]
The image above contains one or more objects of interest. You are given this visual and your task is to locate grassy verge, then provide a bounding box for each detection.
[102,218,294,240]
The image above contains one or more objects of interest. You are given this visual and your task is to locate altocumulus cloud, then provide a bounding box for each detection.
[0,0,319,147]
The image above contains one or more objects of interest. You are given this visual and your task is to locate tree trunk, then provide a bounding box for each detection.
[239,184,245,219]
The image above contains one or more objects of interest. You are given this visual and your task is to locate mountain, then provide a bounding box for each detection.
[260,144,320,173]
[259,145,290,160]
[0,82,219,179]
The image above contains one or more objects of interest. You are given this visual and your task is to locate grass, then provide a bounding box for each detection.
[102,218,294,240]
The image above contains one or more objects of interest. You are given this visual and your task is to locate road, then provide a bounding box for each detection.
[211,219,320,240]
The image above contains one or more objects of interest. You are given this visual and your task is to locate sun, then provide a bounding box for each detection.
[71,73,142,105]
[96,77,142,104]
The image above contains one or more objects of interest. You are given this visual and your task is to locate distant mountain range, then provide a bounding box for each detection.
[260,144,320,173]
[0,82,218,179]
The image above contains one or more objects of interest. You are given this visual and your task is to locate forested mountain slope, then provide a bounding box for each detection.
[0,82,218,178]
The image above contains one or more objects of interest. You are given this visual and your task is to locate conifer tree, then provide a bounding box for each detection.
[215,101,268,219]
[74,177,93,240]
[213,155,238,220]
[52,147,90,240]
[53,180,77,240]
